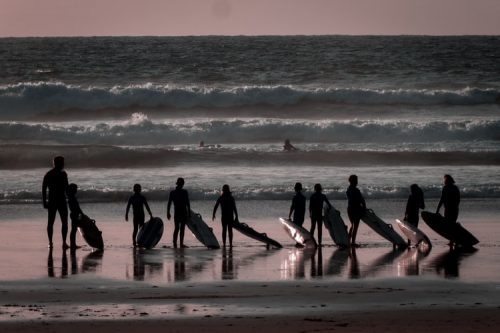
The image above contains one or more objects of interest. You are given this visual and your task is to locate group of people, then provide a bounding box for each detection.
[42,155,461,250]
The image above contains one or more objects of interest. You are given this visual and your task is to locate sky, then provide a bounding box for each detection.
[0,0,499,37]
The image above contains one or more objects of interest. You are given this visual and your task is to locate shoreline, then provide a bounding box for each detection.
[1,278,499,332]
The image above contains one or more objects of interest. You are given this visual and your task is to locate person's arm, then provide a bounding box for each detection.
[212,197,220,221]
[289,196,296,219]
[359,190,366,210]
[436,189,444,214]
[42,174,48,209]
[125,197,131,221]
[186,191,191,218]
[143,197,153,218]
[167,192,172,220]
[324,195,332,210]
[232,197,238,222]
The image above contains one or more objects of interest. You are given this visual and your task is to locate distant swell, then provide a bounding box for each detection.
[0,82,499,118]
[1,117,499,145]
[0,144,499,169]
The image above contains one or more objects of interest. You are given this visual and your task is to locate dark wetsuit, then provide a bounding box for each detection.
[126,193,152,244]
[213,193,238,247]
[405,193,425,227]
[42,168,69,245]
[167,187,191,247]
[290,192,306,226]
[68,195,82,247]
[309,192,332,245]
[346,185,366,223]
[438,184,460,223]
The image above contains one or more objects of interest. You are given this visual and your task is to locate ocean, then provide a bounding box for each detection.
[1,36,500,283]
[0,36,499,205]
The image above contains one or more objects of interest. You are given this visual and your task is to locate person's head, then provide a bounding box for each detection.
[444,174,455,185]
[348,174,358,186]
[222,184,230,194]
[314,183,322,193]
[294,182,303,192]
[67,183,78,197]
[133,183,142,193]
[176,177,185,187]
[53,156,65,170]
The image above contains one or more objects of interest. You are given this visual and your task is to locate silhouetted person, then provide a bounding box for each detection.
[126,184,153,247]
[404,184,425,228]
[283,138,298,151]
[42,156,69,249]
[167,178,191,248]
[309,183,332,246]
[436,174,460,224]
[213,184,238,248]
[346,175,366,247]
[67,183,82,250]
[289,182,306,225]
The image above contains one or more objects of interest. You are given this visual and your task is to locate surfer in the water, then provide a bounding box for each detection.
[346,175,366,247]
[283,138,298,151]
[125,184,153,248]
[289,182,306,247]
[67,183,83,250]
[404,184,425,246]
[309,183,332,246]
[436,174,460,224]
[42,156,70,249]
[167,177,191,248]
[212,184,239,248]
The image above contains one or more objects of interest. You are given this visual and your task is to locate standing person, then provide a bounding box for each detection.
[436,174,460,224]
[125,184,153,247]
[309,183,332,246]
[289,182,306,225]
[42,156,69,249]
[167,178,191,248]
[404,184,425,246]
[212,184,238,248]
[67,183,83,250]
[346,175,366,247]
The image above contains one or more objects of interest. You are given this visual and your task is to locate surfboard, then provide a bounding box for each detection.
[232,220,282,248]
[136,217,164,249]
[323,207,349,248]
[421,211,479,247]
[78,214,104,250]
[279,217,317,248]
[396,219,432,248]
[361,209,407,248]
[187,210,220,249]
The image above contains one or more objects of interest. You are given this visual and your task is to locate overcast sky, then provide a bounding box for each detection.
[1,0,499,37]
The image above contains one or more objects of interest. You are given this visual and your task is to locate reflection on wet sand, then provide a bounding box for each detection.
[48,249,104,278]
[46,244,481,282]
[425,247,478,279]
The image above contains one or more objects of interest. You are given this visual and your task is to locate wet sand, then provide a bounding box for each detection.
[0,278,499,332]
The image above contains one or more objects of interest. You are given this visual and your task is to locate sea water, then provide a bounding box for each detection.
[0,36,500,282]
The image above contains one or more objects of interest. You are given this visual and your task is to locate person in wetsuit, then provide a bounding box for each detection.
[404,184,425,246]
[289,182,306,226]
[309,183,332,246]
[212,184,238,248]
[42,156,69,249]
[126,183,153,247]
[346,175,366,247]
[436,174,460,224]
[67,183,82,250]
[167,178,191,248]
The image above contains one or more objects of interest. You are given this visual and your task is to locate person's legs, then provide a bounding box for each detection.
[69,218,79,248]
[348,211,360,246]
[173,220,180,248]
[228,223,233,247]
[317,217,323,246]
[179,220,187,247]
[222,221,227,247]
[59,204,69,249]
[47,206,57,247]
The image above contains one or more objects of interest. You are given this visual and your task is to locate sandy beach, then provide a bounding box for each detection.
[1,277,499,332]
